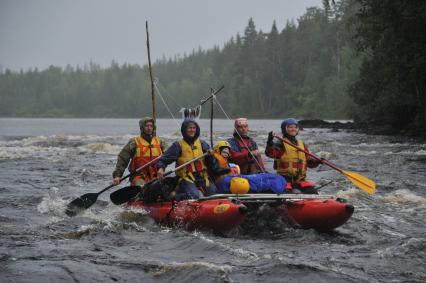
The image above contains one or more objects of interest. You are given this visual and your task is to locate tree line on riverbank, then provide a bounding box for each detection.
[0,0,425,136]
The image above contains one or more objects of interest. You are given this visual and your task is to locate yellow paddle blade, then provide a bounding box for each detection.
[343,170,376,195]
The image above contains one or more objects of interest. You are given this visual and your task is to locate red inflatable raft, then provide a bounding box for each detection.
[125,194,353,232]
[126,198,248,231]
[279,198,354,231]
[209,194,354,231]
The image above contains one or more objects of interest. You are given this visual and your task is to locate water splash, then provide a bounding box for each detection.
[379,189,426,205]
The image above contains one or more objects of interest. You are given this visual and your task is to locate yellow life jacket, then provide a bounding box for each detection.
[129,136,162,182]
[176,139,209,185]
[276,138,307,182]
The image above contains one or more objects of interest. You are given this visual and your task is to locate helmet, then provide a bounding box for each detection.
[214,140,231,154]
[230,177,250,194]
[281,118,298,132]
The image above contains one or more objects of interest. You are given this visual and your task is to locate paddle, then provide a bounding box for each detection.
[110,152,209,205]
[65,156,161,217]
[273,135,376,194]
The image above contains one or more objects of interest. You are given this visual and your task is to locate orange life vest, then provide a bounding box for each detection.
[276,138,307,183]
[214,152,228,168]
[129,136,162,182]
[213,153,240,181]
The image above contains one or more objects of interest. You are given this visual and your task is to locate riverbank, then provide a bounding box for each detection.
[300,119,426,139]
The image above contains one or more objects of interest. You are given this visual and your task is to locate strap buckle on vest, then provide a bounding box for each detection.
[280,162,289,169]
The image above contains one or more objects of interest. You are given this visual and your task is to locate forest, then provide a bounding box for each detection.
[0,0,425,136]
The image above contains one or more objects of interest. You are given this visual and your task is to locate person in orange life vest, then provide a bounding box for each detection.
[227,118,265,174]
[156,119,217,200]
[112,117,166,186]
[209,140,241,182]
[265,118,321,194]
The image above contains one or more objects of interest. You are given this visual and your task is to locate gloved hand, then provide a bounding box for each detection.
[217,168,231,175]
[267,131,274,142]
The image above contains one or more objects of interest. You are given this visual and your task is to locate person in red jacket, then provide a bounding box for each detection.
[265,118,321,194]
[227,118,265,174]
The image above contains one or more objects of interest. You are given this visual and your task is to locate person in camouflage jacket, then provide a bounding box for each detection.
[112,117,166,186]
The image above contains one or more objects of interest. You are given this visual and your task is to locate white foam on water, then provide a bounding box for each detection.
[37,187,69,217]
[352,142,412,148]
[77,143,122,155]
[37,187,144,233]
[2,134,130,147]
[195,232,259,261]
[315,151,333,159]
[346,149,378,156]
[414,149,426,156]
[377,149,426,156]
[335,187,364,199]
[379,189,426,205]
[154,260,232,276]
[0,145,68,160]
[380,227,406,238]
[378,237,426,258]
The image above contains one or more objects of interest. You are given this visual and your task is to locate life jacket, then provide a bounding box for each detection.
[213,153,240,181]
[129,136,162,183]
[276,138,307,183]
[214,152,228,168]
[233,136,256,152]
[176,139,209,186]
[229,136,264,174]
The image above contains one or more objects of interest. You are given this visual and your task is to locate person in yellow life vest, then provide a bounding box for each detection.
[210,140,241,182]
[156,119,217,200]
[112,117,166,186]
[265,118,322,194]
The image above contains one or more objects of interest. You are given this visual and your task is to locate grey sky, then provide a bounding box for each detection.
[0,0,322,71]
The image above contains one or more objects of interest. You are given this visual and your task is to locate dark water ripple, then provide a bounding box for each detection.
[0,119,425,282]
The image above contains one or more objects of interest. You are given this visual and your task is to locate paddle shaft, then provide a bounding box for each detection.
[110,152,209,205]
[200,85,224,106]
[99,155,161,195]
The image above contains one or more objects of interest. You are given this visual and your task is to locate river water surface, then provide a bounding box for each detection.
[0,118,425,282]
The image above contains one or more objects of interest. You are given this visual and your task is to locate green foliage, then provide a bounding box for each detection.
[2,0,423,137]
[349,0,426,135]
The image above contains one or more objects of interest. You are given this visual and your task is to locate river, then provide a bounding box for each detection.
[0,118,425,282]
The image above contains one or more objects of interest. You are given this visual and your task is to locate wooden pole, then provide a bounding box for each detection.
[210,88,214,147]
[146,21,156,124]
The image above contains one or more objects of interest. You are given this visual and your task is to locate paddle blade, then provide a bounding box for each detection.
[343,171,376,195]
[65,193,99,217]
[110,186,141,205]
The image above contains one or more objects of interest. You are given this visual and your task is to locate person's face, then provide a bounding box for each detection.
[220,147,230,159]
[236,123,249,136]
[286,124,299,136]
[186,123,197,138]
[143,121,154,135]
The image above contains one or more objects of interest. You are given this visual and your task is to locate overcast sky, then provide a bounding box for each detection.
[0,0,322,71]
